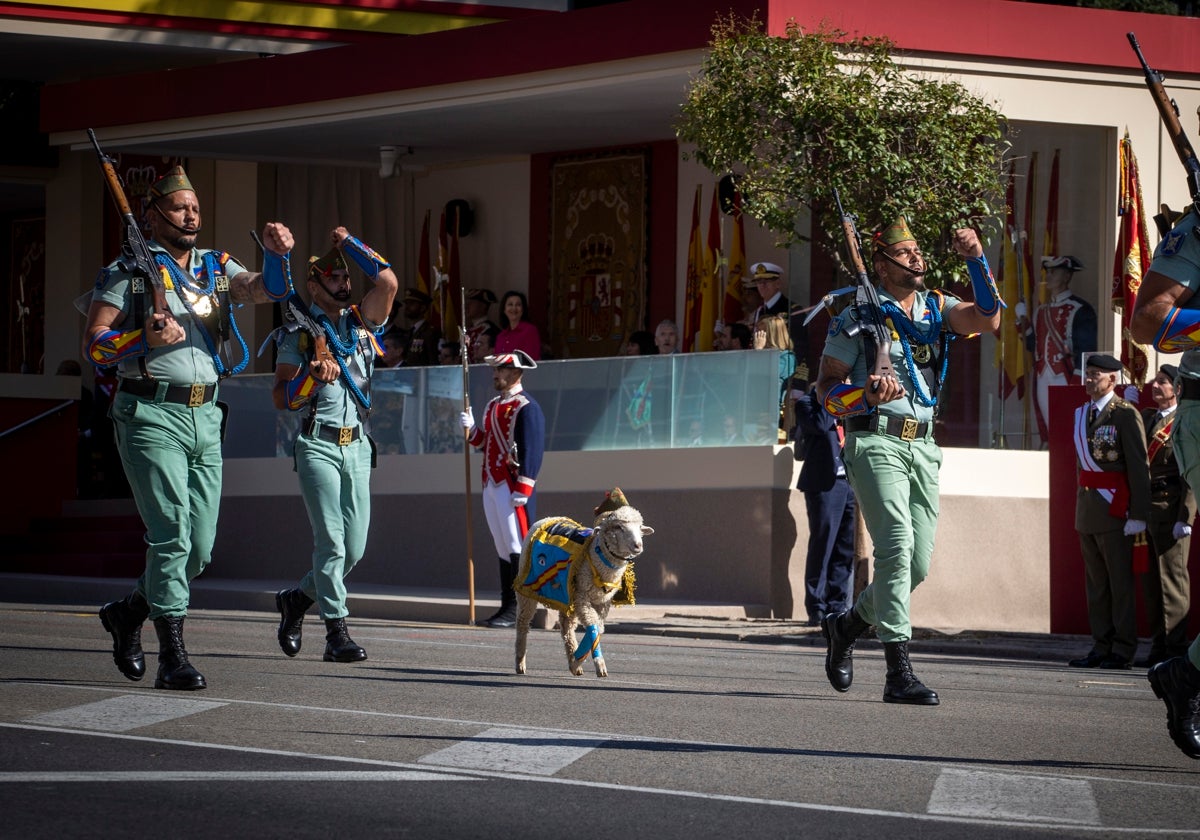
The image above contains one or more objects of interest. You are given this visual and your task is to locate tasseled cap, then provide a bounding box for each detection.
[308,247,348,280]
[872,216,916,252]
[149,165,195,199]
[593,487,629,518]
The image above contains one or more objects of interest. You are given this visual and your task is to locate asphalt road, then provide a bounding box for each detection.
[2,603,1198,839]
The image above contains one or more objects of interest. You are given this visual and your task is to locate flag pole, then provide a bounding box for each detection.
[459,283,476,625]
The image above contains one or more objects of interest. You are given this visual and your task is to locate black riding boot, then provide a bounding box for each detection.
[883,641,939,705]
[152,616,207,691]
[99,590,150,681]
[323,617,368,663]
[821,607,869,692]
[1148,656,1200,758]
[275,588,315,657]
[479,555,519,628]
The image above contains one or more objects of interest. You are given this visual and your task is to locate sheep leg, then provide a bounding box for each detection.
[561,616,583,676]
[514,595,539,675]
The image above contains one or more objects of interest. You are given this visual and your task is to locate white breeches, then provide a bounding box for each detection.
[483,479,523,557]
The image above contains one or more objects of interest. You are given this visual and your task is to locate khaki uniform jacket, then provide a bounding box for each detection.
[1142,407,1196,526]
[1075,396,1151,534]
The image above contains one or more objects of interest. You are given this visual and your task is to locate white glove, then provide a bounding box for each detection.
[1124,519,1147,536]
[713,319,725,336]
[1174,522,1193,540]
[1014,301,1027,319]
[459,410,475,432]
[510,492,529,507]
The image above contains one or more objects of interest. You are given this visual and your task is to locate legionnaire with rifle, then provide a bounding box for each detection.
[84,138,296,691]
[1129,32,1200,761]
[272,227,398,663]
[815,206,1003,706]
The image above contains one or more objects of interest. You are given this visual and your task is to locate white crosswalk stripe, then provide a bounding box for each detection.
[927,768,1100,825]
[418,726,607,776]
[24,695,227,733]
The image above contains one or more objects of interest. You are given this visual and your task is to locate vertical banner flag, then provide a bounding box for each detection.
[996,160,1026,399]
[694,186,721,352]
[417,209,436,324]
[1041,149,1061,306]
[724,186,747,325]
[1022,151,1038,320]
[1113,130,1150,387]
[683,184,704,352]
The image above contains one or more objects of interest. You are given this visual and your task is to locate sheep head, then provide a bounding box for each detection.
[594,505,654,561]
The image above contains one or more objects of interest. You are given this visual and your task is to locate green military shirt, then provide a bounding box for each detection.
[277,304,383,429]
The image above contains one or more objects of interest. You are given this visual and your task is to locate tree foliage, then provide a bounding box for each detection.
[677,16,1011,287]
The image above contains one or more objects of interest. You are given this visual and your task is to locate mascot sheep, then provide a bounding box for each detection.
[514,488,654,677]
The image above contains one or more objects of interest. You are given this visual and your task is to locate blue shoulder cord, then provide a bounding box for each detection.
[878,298,956,408]
[155,252,249,376]
[316,312,372,411]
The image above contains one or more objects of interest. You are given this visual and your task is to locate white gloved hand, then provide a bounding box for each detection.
[1174,522,1193,540]
[460,409,475,432]
[1124,519,1147,536]
[510,492,529,507]
[1014,301,1027,319]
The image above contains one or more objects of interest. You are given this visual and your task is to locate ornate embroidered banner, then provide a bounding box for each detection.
[549,151,648,358]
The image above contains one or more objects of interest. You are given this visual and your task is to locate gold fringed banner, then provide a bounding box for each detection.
[550,151,648,358]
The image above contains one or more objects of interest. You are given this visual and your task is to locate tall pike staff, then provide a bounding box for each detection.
[458,285,476,624]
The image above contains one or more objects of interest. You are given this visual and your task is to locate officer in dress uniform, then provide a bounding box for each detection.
[400,287,441,366]
[85,165,295,690]
[463,288,500,359]
[1068,353,1151,670]
[271,227,398,664]
[460,349,546,628]
[1140,363,1195,667]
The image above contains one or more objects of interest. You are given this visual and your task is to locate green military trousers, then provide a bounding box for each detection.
[111,392,223,619]
[293,433,373,620]
[842,429,942,643]
[1165,399,1200,671]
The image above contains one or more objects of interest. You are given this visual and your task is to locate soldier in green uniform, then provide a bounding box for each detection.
[816,218,1003,705]
[272,227,398,662]
[85,165,295,690]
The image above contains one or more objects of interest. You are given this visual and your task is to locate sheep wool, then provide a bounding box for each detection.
[515,516,636,613]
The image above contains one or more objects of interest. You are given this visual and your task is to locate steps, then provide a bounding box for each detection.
[2,500,144,578]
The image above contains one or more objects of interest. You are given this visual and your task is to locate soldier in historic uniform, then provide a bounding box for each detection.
[1014,254,1097,439]
[1068,353,1151,670]
[271,227,398,664]
[1140,363,1195,668]
[459,349,546,628]
[816,217,1003,706]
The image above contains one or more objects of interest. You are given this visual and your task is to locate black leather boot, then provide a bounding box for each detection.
[275,588,315,657]
[323,618,368,662]
[99,590,150,681]
[1147,656,1200,758]
[152,616,207,691]
[478,555,518,629]
[821,607,869,692]
[883,641,939,706]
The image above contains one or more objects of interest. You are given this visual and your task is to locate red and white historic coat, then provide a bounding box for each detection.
[467,383,545,501]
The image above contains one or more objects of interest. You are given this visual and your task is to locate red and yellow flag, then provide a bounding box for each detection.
[1113,130,1150,387]
[995,160,1028,399]
[416,208,433,314]
[1041,149,1061,305]
[724,186,746,325]
[435,208,458,338]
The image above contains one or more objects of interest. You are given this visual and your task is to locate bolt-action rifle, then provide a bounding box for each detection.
[1127,32,1200,237]
[834,189,894,387]
[87,129,168,329]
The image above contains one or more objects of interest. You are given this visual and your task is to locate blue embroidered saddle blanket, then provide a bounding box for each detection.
[515,516,635,614]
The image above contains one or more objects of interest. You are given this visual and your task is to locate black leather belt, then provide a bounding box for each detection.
[1180,377,1200,401]
[119,378,216,407]
[844,413,932,441]
[304,420,361,446]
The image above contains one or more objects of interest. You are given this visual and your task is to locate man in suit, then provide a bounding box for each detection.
[794,388,856,626]
[1070,353,1151,670]
[1140,363,1195,668]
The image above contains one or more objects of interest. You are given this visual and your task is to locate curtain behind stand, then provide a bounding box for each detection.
[276,164,408,297]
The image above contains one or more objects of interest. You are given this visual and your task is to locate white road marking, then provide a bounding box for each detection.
[928,768,1100,824]
[0,771,475,783]
[24,695,226,732]
[418,726,606,775]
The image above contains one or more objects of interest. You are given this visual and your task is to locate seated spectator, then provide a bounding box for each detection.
[655,319,679,355]
[623,330,655,356]
[495,290,541,360]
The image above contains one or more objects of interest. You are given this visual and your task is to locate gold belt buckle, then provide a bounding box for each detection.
[338,426,353,446]
[188,384,206,408]
[900,417,919,441]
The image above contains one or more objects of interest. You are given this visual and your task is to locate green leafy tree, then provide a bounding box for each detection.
[677,16,1011,287]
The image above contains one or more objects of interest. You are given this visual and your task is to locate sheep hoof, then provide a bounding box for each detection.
[570,663,584,676]
[516,659,526,675]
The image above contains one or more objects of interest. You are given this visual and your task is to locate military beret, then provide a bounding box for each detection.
[1085,353,1122,372]
[1160,364,1181,381]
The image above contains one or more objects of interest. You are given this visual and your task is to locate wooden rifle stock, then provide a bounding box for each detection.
[834,189,894,386]
[1128,32,1200,210]
[87,128,168,328]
